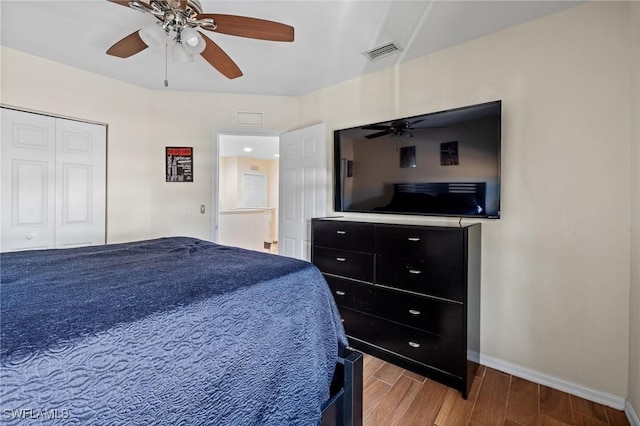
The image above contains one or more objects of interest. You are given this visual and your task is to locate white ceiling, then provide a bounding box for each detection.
[0,1,581,97]
[219,134,279,160]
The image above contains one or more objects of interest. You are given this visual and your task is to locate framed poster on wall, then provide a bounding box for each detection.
[440,141,459,166]
[166,147,193,182]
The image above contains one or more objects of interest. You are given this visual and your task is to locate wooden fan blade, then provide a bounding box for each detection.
[362,125,390,131]
[365,130,392,139]
[197,14,294,42]
[200,36,243,79]
[107,1,153,11]
[107,0,132,7]
[106,31,148,58]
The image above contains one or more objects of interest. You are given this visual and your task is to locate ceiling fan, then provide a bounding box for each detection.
[362,119,426,139]
[106,0,294,80]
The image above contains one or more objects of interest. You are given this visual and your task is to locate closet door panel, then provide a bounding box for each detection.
[1,108,106,251]
[55,118,106,248]
[1,109,56,251]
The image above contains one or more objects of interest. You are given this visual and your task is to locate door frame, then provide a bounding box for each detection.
[210,128,283,243]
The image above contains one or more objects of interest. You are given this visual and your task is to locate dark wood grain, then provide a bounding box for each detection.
[362,354,631,426]
[398,379,448,426]
[571,395,608,422]
[506,376,539,425]
[106,31,147,58]
[540,385,575,424]
[469,368,511,424]
[365,375,421,425]
[605,406,632,426]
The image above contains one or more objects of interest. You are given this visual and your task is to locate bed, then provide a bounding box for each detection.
[0,237,362,425]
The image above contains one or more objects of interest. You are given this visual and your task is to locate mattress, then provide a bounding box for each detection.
[0,237,348,425]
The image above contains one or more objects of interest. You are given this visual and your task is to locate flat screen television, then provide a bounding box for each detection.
[334,100,501,219]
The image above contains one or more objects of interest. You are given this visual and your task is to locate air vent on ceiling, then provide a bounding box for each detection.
[363,42,401,61]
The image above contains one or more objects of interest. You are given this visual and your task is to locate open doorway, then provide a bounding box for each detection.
[216,134,280,253]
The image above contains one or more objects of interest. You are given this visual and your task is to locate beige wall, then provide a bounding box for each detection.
[219,157,238,211]
[301,1,633,401]
[0,47,299,243]
[1,49,153,243]
[145,90,297,240]
[268,159,279,240]
[629,1,640,419]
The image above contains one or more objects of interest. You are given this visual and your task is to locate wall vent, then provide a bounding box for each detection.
[236,112,263,126]
[362,42,401,61]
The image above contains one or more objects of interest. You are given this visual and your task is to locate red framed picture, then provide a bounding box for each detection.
[166,147,193,182]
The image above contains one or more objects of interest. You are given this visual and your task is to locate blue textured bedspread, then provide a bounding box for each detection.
[0,237,347,425]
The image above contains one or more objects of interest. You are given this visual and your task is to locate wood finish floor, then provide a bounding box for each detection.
[362,353,630,426]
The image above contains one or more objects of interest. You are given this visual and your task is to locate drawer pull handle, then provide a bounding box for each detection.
[335,291,346,296]
[407,237,421,242]
[336,257,346,262]
[336,230,346,235]
[408,341,421,348]
[408,309,421,315]
[408,269,421,275]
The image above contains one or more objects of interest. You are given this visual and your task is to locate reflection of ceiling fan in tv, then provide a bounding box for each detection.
[362,119,424,139]
[361,119,428,139]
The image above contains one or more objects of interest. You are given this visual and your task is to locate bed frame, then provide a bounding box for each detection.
[321,348,363,426]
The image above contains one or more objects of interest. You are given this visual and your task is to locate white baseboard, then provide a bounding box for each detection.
[479,354,627,411]
[626,400,640,426]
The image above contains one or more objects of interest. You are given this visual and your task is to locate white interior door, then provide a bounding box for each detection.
[55,118,107,248]
[278,123,327,260]
[242,172,267,208]
[1,109,56,251]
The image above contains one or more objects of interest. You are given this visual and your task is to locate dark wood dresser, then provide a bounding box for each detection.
[311,217,481,398]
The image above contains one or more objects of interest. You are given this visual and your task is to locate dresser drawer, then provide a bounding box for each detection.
[326,276,462,340]
[374,286,463,340]
[375,225,464,263]
[313,220,374,253]
[324,275,377,314]
[313,247,373,282]
[340,308,462,376]
[376,257,464,302]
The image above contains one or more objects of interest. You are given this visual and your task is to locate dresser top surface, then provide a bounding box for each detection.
[313,216,480,229]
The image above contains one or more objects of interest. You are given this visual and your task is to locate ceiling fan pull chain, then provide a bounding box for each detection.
[164,41,169,87]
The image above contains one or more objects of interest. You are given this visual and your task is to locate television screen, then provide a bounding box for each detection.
[334,100,501,218]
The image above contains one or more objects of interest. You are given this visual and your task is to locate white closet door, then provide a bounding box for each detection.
[1,108,106,251]
[55,119,106,248]
[1,109,56,251]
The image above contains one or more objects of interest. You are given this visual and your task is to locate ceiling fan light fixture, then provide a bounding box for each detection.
[139,23,167,50]
[107,0,294,79]
[173,43,195,62]
[181,28,206,54]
